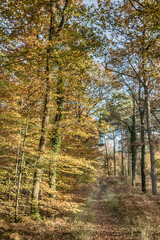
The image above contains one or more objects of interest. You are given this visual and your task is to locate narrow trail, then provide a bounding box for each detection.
[0,176,160,240]
[90,177,138,240]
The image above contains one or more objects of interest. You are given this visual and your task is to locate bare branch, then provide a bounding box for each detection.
[56,0,69,35]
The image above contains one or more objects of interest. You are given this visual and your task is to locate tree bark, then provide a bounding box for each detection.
[128,146,131,176]
[49,76,63,198]
[144,82,157,194]
[113,130,117,176]
[138,79,146,192]
[31,64,51,216]
[31,0,55,217]
[131,99,137,186]
[14,124,22,187]
[139,109,146,192]
[31,169,42,217]
[121,129,125,176]
[104,141,110,176]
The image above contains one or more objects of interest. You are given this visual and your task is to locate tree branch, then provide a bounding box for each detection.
[56,0,69,35]
[104,67,138,80]
[151,111,160,125]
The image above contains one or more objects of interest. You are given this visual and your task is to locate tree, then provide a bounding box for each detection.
[98,0,159,194]
[1,0,106,221]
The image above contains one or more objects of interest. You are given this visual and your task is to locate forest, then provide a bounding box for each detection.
[0,0,160,239]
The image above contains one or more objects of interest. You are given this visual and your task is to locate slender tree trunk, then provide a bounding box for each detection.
[104,141,110,176]
[125,153,128,177]
[121,129,124,176]
[113,130,117,176]
[14,125,22,187]
[128,146,131,176]
[142,23,157,194]
[140,110,146,192]
[131,99,137,186]
[15,100,30,222]
[31,68,51,216]
[49,76,63,198]
[138,80,146,192]
[140,22,157,194]
[144,82,157,194]
[8,169,11,201]
[31,0,58,215]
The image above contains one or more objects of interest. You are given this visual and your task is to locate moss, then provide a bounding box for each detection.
[30,202,42,221]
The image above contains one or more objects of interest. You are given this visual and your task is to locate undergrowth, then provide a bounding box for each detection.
[68,187,97,240]
[101,188,124,217]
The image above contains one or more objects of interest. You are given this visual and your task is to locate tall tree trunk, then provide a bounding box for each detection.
[49,76,63,198]
[31,168,42,217]
[113,130,117,176]
[138,80,146,192]
[125,153,128,177]
[128,146,131,176]
[144,82,157,194]
[131,99,137,186]
[31,0,55,216]
[14,124,22,187]
[31,63,51,217]
[121,128,124,176]
[140,110,146,192]
[31,0,70,215]
[104,141,110,176]
[140,21,157,194]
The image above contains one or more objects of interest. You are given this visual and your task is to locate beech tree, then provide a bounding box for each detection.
[1,0,106,220]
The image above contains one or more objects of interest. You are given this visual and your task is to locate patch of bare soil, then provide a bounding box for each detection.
[90,177,137,240]
[90,176,160,240]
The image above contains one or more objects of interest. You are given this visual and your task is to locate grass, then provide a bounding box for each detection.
[68,189,97,240]
[101,189,124,215]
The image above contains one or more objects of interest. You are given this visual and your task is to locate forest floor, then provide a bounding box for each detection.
[0,175,160,240]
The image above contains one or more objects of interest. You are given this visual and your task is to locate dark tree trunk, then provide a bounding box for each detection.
[104,141,110,176]
[140,110,146,192]
[138,80,146,193]
[128,147,131,176]
[49,76,63,198]
[141,24,157,194]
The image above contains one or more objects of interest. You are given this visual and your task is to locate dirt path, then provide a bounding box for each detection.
[90,177,139,240]
[0,176,160,240]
